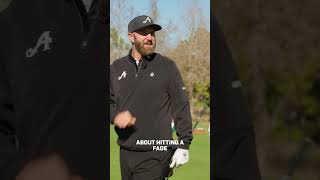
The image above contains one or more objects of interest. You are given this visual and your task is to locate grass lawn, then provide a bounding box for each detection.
[110,121,210,180]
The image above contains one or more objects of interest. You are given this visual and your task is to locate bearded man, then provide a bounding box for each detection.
[110,15,193,180]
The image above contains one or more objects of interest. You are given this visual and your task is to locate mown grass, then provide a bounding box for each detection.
[110,121,210,180]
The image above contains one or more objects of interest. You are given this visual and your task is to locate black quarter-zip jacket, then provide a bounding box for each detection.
[0,0,108,179]
[110,53,193,151]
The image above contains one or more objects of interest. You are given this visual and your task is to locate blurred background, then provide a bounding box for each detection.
[110,0,210,179]
[214,1,320,180]
[0,0,10,12]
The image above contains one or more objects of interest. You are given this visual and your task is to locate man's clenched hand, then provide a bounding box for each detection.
[114,110,136,129]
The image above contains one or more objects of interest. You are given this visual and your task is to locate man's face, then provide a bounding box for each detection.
[130,27,156,56]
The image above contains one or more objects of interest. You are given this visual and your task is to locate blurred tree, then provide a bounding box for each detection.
[0,0,11,12]
[214,0,320,178]
[147,0,210,122]
[148,0,178,54]
[110,0,134,62]
[167,26,210,122]
[110,27,130,64]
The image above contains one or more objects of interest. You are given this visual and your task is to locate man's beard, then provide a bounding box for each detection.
[134,39,156,57]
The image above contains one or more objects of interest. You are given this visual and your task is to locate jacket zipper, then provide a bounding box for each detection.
[135,61,142,79]
[74,0,95,52]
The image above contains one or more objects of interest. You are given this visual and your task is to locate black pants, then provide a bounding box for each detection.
[120,148,173,180]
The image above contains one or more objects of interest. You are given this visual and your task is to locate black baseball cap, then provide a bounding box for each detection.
[128,15,162,33]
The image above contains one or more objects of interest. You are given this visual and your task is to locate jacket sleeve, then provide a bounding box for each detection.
[0,57,21,180]
[109,64,118,124]
[168,61,193,149]
[0,6,27,180]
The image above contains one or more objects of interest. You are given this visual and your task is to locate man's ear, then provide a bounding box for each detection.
[128,33,134,43]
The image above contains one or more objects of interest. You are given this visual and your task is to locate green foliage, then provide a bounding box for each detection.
[193,80,210,108]
[216,1,320,178]
[272,115,308,142]
[192,80,210,122]
[110,27,130,63]
[166,27,210,122]
[217,0,320,136]
[110,27,129,50]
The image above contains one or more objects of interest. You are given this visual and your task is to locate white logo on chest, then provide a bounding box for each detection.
[150,72,155,77]
[26,31,52,58]
[118,71,127,80]
[231,80,242,88]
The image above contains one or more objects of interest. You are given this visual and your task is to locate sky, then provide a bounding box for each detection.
[126,0,210,30]
[111,0,210,46]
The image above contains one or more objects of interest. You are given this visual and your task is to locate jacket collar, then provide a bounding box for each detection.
[128,49,156,61]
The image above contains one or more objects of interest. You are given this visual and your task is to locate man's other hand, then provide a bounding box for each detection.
[169,148,189,168]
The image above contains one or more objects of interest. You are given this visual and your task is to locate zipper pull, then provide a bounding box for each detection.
[80,39,88,53]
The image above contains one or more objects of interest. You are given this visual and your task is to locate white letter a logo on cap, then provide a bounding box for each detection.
[143,17,151,24]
